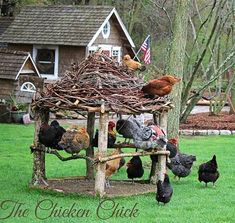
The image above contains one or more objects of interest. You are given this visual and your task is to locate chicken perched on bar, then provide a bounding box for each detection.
[58,125,90,155]
[141,75,181,98]
[38,120,66,150]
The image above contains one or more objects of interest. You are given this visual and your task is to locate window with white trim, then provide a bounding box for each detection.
[87,45,122,63]
[20,82,36,93]
[111,47,121,63]
[102,21,110,39]
[88,46,97,56]
[33,45,59,80]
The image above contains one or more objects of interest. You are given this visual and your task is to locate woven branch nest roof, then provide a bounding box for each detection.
[32,53,173,114]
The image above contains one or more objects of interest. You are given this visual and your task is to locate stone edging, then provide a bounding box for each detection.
[179,129,235,136]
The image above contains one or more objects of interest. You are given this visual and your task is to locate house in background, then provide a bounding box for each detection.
[0,5,136,81]
[0,48,43,104]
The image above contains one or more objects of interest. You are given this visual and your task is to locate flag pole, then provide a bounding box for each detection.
[133,35,150,60]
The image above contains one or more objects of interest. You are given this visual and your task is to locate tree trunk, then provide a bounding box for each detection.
[86,112,95,179]
[150,111,168,184]
[95,111,108,197]
[166,0,190,139]
[229,0,235,114]
[31,109,49,186]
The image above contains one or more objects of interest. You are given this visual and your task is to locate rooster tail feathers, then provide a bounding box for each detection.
[212,155,218,167]
[212,155,216,161]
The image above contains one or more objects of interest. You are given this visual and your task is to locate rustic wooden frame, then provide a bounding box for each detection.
[30,53,171,197]
[31,107,169,197]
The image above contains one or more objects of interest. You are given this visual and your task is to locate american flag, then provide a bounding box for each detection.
[140,35,151,64]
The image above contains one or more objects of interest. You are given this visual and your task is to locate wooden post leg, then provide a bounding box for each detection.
[151,111,168,184]
[149,161,157,184]
[149,113,159,183]
[159,111,168,136]
[157,153,167,182]
[31,109,49,186]
[86,112,95,179]
[95,111,108,197]
[153,113,159,125]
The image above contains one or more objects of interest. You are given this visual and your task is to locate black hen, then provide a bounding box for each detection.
[93,121,116,148]
[39,120,66,150]
[156,174,173,205]
[126,156,144,183]
[198,155,220,187]
[150,138,178,162]
[93,129,116,148]
[167,153,196,180]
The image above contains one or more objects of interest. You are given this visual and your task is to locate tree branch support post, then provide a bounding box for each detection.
[149,113,159,183]
[86,112,95,179]
[158,111,168,182]
[95,110,108,197]
[31,108,49,186]
[150,111,168,184]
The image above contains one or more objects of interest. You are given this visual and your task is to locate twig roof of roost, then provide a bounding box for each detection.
[32,53,173,114]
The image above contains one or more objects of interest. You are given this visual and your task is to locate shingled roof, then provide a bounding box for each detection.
[0,48,39,80]
[0,5,134,47]
[0,17,14,36]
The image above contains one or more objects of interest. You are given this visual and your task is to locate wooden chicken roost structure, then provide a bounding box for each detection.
[30,53,173,197]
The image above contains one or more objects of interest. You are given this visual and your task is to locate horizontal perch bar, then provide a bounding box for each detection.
[30,145,95,163]
[95,150,170,163]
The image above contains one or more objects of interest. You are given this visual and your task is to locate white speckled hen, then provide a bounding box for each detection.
[116,118,142,142]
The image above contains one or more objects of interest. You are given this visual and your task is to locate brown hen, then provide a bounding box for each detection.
[105,148,122,187]
[141,75,181,97]
[123,54,146,72]
[59,126,90,155]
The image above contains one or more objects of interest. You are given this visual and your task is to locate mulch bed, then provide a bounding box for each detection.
[30,177,155,197]
[180,112,235,130]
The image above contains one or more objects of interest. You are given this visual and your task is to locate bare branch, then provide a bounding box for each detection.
[30,145,95,163]
[95,150,170,163]
[148,0,173,35]
[188,48,235,100]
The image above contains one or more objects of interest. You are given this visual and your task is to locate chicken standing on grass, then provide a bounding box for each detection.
[123,54,146,72]
[126,156,144,183]
[167,152,196,180]
[141,75,181,98]
[38,120,66,150]
[156,174,173,205]
[58,126,90,155]
[105,148,122,187]
[198,155,220,187]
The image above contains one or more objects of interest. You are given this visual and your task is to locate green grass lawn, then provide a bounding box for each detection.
[0,123,235,223]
